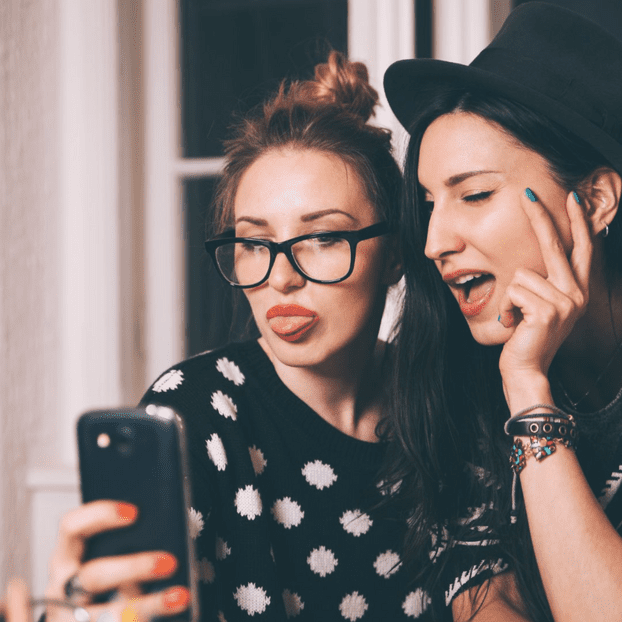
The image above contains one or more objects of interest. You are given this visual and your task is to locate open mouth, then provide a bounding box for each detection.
[451,273,496,317]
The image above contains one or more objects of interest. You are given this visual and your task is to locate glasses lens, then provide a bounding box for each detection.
[292,236,352,281]
[215,241,271,286]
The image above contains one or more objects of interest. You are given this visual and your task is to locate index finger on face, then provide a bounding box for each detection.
[520,187,577,289]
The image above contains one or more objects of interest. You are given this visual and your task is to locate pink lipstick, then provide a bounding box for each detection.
[266,304,319,342]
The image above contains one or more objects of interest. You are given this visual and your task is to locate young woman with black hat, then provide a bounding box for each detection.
[383,3,622,621]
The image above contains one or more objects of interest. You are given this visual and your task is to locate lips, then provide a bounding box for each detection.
[266,304,319,342]
[443,270,495,318]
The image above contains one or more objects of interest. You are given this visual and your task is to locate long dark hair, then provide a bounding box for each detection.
[383,87,617,620]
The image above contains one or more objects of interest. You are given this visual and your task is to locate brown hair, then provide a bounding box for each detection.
[209,51,402,237]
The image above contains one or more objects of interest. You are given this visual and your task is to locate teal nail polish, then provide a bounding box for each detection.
[573,191,581,205]
[498,314,502,322]
[525,188,537,202]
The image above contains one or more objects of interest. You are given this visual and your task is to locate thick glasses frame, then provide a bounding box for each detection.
[204,221,389,288]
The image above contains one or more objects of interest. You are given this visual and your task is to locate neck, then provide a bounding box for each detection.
[259,334,387,442]
[554,267,622,411]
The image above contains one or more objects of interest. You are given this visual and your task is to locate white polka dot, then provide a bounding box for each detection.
[188,507,204,539]
[340,510,373,537]
[249,445,267,476]
[152,369,184,392]
[307,546,338,577]
[282,590,304,618]
[271,497,305,529]
[211,390,237,420]
[373,550,401,578]
[235,485,262,520]
[402,588,431,618]
[301,460,337,490]
[206,433,227,471]
[215,537,231,560]
[339,592,368,621]
[233,583,271,616]
[216,357,245,386]
[197,557,215,584]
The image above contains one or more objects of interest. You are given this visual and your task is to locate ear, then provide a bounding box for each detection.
[382,234,404,286]
[579,167,622,236]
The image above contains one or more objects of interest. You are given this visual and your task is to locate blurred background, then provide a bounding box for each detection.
[1,0,620,597]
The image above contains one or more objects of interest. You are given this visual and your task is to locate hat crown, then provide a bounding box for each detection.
[384,2,622,173]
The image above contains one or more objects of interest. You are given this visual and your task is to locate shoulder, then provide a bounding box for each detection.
[140,341,258,409]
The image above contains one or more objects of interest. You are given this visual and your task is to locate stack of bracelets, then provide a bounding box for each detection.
[504,404,578,523]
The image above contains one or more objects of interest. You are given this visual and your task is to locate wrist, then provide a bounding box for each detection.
[501,372,554,415]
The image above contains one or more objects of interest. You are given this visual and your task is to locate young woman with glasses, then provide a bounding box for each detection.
[41,52,466,622]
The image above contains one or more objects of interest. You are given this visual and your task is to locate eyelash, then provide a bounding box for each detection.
[462,191,493,203]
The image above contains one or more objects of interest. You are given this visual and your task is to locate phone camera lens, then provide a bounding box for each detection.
[117,441,133,456]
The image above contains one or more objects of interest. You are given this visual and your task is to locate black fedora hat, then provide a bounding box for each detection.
[384,2,622,174]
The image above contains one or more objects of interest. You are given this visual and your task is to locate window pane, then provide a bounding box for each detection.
[181,0,348,158]
[184,178,259,357]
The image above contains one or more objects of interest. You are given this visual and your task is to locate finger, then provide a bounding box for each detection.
[6,579,30,622]
[47,502,138,597]
[81,552,177,594]
[123,587,191,622]
[565,190,593,295]
[520,188,578,291]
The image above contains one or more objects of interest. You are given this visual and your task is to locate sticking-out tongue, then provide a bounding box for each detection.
[466,275,495,303]
[269,315,317,335]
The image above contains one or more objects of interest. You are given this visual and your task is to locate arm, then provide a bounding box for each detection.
[496,189,622,621]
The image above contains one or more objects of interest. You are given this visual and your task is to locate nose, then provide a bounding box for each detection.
[424,208,466,261]
[268,251,306,292]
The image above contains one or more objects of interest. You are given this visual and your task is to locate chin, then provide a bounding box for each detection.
[467,319,512,347]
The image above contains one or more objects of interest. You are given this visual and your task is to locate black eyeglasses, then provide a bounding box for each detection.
[204,221,390,288]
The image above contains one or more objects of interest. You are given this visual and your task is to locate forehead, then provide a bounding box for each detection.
[418,112,526,185]
[234,148,374,221]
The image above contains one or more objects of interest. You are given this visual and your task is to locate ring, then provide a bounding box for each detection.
[64,574,91,601]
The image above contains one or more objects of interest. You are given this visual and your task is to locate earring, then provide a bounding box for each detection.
[602,224,610,238]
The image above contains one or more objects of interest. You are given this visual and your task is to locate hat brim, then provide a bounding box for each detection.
[384,58,622,175]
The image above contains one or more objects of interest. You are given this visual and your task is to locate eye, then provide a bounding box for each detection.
[463,191,493,203]
[422,199,434,214]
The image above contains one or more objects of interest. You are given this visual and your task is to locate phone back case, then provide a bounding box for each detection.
[77,406,197,622]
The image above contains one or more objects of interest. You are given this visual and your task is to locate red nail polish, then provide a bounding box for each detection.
[116,502,138,522]
[153,554,177,577]
[163,587,190,610]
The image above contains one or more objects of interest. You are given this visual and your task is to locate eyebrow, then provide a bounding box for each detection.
[235,209,357,226]
[445,170,502,187]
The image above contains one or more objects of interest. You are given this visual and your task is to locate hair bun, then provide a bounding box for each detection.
[307,51,379,123]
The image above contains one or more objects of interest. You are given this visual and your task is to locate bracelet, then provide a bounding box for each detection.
[509,433,576,474]
[510,403,565,418]
[505,413,577,441]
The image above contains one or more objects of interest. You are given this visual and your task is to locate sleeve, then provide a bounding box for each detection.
[434,467,511,607]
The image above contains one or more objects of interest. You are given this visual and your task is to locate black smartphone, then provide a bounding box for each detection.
[77,406,198,622]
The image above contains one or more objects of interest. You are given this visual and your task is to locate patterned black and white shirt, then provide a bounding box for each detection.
[140,341,502,621]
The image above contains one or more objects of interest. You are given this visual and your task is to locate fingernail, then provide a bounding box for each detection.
[116,502,138,522]
[121,606,139,622]
[153,554,177,577]
[497,314,501,322]
[525,188,537,202]
[163,587,190,610]
[572,191,581,205]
